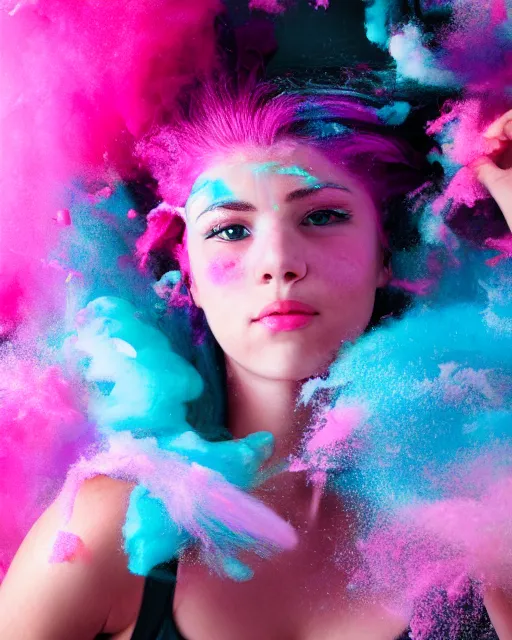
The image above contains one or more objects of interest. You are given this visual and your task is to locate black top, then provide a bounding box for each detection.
[130,561,186,640]
[126,562,498,640]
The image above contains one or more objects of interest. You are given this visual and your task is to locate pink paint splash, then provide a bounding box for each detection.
[207,257,244,285]
[0,276,24,338]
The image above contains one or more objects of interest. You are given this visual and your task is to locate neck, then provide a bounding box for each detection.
[225,358,312,462]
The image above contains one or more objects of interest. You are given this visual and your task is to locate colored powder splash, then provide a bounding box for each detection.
[425,99,503,218]
[299,245,512,613]
[368,0,511,93]
[290,405,365,520]
[189,177,236,207]
[366,0,512,235]
[0,0,224,580]
[56,431,297,581]
[249,0,287,14]
[53,288,291,579]
[486,234,512,266]
[290,405,365,476]
[0,177,225,578]
[135,204,185,272]
[0,0,222,366]
[389,25,459,88]
[376,101,411,126]
[1,0,512,619]
[365,0,398,48]
[248,0,328,13]
[0,353,95,580]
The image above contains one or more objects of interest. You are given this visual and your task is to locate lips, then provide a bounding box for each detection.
[253,300,318,332]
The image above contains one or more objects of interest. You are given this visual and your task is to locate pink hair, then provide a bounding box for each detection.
[135,80,430,309]
[136,80,428,211]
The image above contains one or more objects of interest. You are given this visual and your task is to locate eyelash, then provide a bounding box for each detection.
[205,208,352,241]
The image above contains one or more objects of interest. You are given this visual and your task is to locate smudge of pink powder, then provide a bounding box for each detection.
[490,0,508,25]
[305,405,363,459]
[485,234,512,266]
[49,531,88,563]
[248,0,286,13]
[55,209,71,226]
[249,0,328,13]
[290,405,364,477]
[390,278,435,296]
[207,258,243,285]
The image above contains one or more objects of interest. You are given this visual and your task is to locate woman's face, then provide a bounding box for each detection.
[185,142,389,381]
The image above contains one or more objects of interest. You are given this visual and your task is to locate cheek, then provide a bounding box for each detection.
[314,243,379,290]
[206,257,245,286]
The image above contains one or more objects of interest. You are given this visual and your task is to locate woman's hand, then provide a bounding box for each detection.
[472,109,512,233]
[484,588,512,640]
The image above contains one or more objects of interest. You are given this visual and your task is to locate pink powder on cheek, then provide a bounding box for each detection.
[207,258,244,285]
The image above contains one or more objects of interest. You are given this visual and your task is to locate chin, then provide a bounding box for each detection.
[251,344,338,382]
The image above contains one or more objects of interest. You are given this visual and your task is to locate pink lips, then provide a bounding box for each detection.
[254,300,318,332]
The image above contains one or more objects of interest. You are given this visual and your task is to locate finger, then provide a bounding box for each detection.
[505,120,512,140]
[472,156,512,232]
[483,109,512,140]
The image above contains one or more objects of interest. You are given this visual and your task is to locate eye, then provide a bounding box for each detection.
[207,224,250,241]
[302,209,352,226]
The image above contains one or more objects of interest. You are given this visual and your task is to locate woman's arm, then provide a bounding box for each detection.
[473,108,512,233]
[0,475,144,640]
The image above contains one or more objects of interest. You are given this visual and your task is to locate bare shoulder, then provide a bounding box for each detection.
[0,475,145,640]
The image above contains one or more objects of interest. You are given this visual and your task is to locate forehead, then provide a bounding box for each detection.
[186,142,365,209]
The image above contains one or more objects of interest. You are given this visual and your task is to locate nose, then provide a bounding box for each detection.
[253,224,307,286]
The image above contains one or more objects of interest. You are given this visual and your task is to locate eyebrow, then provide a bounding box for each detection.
[285,182,352,201]
[195,182,351,220]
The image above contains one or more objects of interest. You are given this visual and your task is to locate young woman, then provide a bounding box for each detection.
[0,83,511,640]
